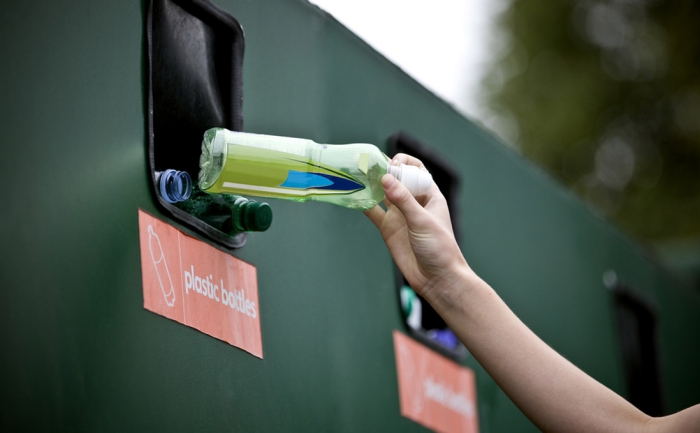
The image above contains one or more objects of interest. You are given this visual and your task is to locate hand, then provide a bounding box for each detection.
[364,154,468,302]
[370,156,700,433]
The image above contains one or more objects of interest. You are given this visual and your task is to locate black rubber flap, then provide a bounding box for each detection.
[146,0,246,248]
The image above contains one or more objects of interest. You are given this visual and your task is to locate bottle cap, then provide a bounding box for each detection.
[233,198,273,232]
[159,169,192,203]
[243,201,273,232]
[388,164,432,197]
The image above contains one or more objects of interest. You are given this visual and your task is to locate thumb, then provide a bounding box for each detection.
[382,174,429,229]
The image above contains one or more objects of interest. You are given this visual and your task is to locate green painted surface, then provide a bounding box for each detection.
[1,0,699,431]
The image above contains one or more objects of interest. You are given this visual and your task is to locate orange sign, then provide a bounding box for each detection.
[394,331,479,433]
[138,209,263,358]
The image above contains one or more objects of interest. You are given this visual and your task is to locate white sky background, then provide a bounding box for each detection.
[307,0,508,120]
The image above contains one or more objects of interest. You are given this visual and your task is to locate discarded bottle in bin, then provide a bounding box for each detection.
[158,169,192,204]
[176,190,273,236]
[198,128,433,210]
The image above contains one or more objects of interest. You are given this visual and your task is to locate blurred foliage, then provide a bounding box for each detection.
[482,0,700,242]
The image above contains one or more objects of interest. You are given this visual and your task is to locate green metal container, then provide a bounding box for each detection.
[1,0,698,431]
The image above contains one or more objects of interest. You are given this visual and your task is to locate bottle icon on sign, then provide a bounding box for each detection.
[148,225,176,307]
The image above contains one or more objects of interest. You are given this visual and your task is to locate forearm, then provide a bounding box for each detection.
[372,157,697,431]
[647,406,700,432]
[424,266,651,433]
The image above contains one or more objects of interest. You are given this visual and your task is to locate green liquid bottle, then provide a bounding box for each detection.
[198,128,432,210]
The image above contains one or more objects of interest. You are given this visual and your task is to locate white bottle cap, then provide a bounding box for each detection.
[388,164,433,197]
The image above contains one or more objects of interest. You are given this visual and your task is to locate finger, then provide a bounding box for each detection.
[427,181,445,201]
[414,179,442,205]
[391,153,426,170]
[382,197,392,209]
[363,205,386,229]
[382,174,428,228]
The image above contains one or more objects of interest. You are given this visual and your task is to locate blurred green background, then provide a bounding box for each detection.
[481,0,700,282]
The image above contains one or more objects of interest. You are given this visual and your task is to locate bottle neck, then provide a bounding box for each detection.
[387,164,433,197]
[199,128,228,191]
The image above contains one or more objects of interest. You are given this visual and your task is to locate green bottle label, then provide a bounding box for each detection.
[215,145,365,197]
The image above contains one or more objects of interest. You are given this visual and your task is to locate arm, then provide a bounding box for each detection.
[365,154,700,433]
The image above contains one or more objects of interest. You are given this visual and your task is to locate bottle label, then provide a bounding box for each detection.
[215,144,365,197]
[358,153,369,175]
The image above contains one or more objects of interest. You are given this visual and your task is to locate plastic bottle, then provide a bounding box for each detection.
[177,190,273,235]
[158,169,192,204]
[400,286,423,331]
[198,128,432,210]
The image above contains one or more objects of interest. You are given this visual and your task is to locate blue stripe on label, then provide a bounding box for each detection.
[315,173,365,191]
[280,171,365,191]
[280,171,334,189]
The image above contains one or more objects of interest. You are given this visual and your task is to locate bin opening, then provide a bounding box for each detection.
[389,132,467,360]
[146,0,249,248]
